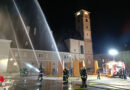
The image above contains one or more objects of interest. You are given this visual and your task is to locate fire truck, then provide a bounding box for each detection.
[104,61,125,77]
[0,76,6,87]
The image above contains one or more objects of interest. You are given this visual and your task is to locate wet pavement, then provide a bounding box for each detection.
[1,76,130,90]
[0,77,105,90]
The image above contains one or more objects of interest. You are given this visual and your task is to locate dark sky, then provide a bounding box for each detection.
[38,0,130,54]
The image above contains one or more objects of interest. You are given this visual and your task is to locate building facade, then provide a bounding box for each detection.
[75,10,93,69]
[0,9,94,75]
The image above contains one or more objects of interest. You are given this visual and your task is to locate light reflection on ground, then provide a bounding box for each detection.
[0,77,104,90]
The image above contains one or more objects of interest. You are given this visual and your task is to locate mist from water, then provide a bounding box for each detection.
[13,0,39,67]
[0,0,63,72]
[12,0,63,70]
[34,0,62,65]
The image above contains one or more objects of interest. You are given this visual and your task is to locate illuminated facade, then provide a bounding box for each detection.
[75,9,94,69]
[0,9,94,75]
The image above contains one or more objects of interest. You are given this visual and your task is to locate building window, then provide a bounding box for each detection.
[65,63,67,67]
[86,19,88,22]
[39,54,43,57]
[80,45,84,54]
[46,54,48,58]
[15,52,18,57]
[64,55,66,59]
[24,52,27,57]
[64,55,67,59]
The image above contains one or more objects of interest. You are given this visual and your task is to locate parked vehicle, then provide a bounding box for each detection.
[104,61,125,77]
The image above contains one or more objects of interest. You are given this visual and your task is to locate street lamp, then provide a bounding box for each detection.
[108,49,118,61]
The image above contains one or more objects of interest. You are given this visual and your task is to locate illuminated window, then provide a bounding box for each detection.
[84,12,88,15]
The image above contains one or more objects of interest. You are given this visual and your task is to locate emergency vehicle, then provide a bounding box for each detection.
[0,76,6,87]
[105,61,125,77]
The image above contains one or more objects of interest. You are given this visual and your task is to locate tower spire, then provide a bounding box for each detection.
[75,9,93,70]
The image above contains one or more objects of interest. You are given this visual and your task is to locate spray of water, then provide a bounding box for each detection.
[34,0,62,66]
[26,63,39,72]
[13,0,39,67]
[10,49,19,70]
[7,8,24,70]
[8,10,40,72]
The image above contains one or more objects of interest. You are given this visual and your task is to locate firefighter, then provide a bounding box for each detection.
[63,68,69,84]
[97,69,100,79]
[23,68,28,76]
[20,68,23,77]
[123,69,127,79]
[38,64,44,82]
[0,76,5,87]
[119,69,123,78]
[80,67,87,88]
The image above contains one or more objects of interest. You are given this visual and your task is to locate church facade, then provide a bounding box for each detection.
[0,9,94,76]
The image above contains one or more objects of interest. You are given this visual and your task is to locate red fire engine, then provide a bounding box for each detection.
[104,61,125,77]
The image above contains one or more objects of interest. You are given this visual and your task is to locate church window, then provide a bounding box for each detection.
[64,55,66,59]
[86,19,88,22]
[39,54,43,57]
[80,45,84,54]
[87,33,88,36]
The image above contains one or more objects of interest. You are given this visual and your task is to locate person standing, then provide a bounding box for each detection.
[38,64,44,82]
[123,69,127,79]
[97,69,101,79]
[63,68,69,84]
[80,67,87,88]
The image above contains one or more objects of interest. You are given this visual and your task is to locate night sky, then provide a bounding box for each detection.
[38,0,130,54]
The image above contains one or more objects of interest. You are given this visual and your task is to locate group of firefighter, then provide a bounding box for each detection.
[63,67,101,88]
[37,63,101,88]
[20,68,29,76]
[119,68,127,79]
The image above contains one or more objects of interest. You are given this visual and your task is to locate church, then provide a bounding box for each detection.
[0,9,94,76]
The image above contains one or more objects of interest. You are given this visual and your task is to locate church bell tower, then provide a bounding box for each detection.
[75,9,93,69]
